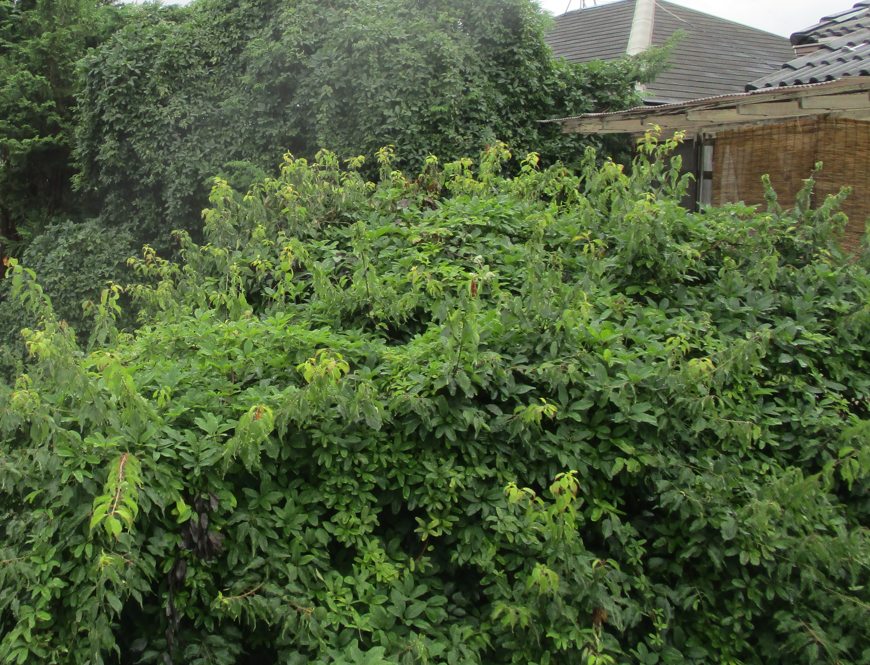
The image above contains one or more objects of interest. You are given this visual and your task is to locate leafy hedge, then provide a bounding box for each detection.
[1,138,869,664]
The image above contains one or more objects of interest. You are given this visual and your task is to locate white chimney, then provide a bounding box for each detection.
[627,0,656,55]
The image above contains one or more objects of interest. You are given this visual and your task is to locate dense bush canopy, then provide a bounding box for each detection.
[73,0,663,245]
[0,138,869,664]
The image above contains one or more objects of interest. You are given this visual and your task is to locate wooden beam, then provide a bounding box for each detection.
[629,128,701,140]
[560,120,604,134]
[687,108,765,122]
[831,109,870,121]
[647,114,746,131]
[801,92,870,110]
[561,123,638,135]
[638,113,688,128]
[564,113,806,135]
[737,100,802,116]
[602,118,647,131]
[689,103,823,122]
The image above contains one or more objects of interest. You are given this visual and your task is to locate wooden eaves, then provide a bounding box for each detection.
[541,77,870,137]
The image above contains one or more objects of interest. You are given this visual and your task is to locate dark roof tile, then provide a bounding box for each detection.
[747,6,870,90]
[792,2,870,44]
[546,0,636,63]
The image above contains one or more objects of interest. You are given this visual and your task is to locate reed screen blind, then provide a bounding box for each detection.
[712,117,870,251]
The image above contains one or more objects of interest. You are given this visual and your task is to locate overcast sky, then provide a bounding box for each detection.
[157,0,855,39]
[536,0,857,38]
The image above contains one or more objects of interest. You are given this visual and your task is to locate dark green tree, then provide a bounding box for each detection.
[74,0,664,246]
[0,0,128,255]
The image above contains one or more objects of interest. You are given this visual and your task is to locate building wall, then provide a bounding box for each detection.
[711,117,870,252]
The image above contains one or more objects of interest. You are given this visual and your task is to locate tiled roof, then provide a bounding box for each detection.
[546,1,637,65]
[545,0,793,104]
[747,2,870,89]
[790,1,870,45]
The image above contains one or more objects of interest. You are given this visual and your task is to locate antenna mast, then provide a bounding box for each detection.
[564,0,598,14]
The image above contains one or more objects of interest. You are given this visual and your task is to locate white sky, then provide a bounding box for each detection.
[157,0,856,39]
[536,0,857,38]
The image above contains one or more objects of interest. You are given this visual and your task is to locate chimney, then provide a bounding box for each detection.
[627,0,656,55]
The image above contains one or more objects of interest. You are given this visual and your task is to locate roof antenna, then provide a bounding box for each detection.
[565,0,597,12]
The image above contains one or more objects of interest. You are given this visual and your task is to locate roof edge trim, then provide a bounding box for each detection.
[538,77,870,125]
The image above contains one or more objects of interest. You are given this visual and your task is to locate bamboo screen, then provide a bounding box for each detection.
[711,117,870,252]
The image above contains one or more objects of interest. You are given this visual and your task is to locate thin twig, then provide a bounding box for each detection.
[415,536,430,563]
[222,584,263,603]
[109,453,129,516]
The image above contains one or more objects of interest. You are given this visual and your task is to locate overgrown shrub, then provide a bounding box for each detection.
[1,138,869,664]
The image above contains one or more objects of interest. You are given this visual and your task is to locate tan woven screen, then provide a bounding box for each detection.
[817,118,870,251]
[711,117,870,252]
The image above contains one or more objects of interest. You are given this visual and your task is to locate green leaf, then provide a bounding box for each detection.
[405,601,426,620]
[720,517,737,541]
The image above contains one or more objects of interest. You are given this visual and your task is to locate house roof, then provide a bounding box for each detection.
[748,2,870,89]
[791,1,870,45]
[545,0,794,104]
[539,77,870,136]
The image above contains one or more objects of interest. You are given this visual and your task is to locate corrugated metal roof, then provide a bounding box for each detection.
[544,0,794,103]
[748,3,870,89]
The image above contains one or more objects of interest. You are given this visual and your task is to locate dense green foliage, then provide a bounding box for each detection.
[74,0,664,245]
[1,137,869,664]
[0,0,668,400]
[1,0,664,371]
[0,0,127,253]
[0,218,138,377]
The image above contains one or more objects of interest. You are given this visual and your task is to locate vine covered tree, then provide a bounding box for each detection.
[74,0,666,245]
[0,0,666,379]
